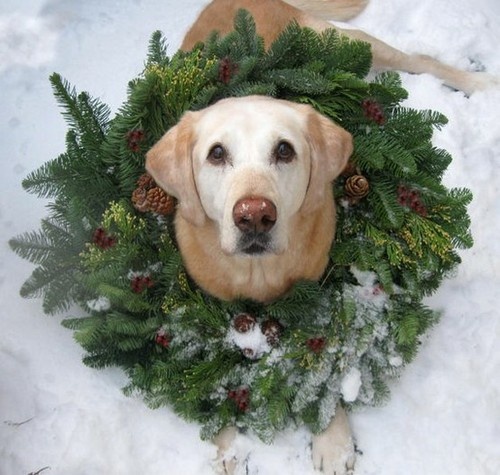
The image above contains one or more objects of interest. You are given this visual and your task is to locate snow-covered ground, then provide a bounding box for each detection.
[1,0,499,474]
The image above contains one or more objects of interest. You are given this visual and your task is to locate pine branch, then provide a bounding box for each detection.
[22,150,72,199]
[49,73,110,150]
[94,283,151,312]
[320,30,372,78]
[261,21,305,70]
[224,81,278,98]
[226,56,260,85]
[182,351,241,402]
[367,180,405,229]
[9,229,58,265]
[386,108,447,148]
[263,68,336,95]
[355,132,417,177]
[147,30,169,66]
[370,71,408,107]
[233,9,265,58]
[19,263,78,314]
[418,146,452,178]
[266,281,323,322]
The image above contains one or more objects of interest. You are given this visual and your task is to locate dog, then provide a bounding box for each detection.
[147,94,355,475]
[146,1,497,473]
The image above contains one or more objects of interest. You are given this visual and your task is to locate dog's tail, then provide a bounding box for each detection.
[283,0,369,21]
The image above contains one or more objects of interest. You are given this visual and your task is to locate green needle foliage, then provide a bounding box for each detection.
[10,11,472,441]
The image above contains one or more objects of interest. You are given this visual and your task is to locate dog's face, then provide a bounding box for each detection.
[191,97,313,256]
[146,96,352,258]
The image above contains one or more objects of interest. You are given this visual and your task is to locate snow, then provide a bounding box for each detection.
[227,325,272,360]
[340,368,362,403]
[86,296,111,313]
[1,0,499,474]
[348,267,388,309]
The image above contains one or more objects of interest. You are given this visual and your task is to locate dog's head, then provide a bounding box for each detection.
[146,96,352,257]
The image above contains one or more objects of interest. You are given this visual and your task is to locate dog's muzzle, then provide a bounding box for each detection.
[232,197,277,255]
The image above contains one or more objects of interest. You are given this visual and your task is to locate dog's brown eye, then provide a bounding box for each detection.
[207,144,227,165]
[274,141,295,163]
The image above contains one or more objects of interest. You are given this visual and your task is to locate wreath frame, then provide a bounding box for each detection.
[10,11,473,442]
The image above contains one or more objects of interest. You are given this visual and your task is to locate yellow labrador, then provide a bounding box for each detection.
[146,1,497,473]
[147,95,354,475]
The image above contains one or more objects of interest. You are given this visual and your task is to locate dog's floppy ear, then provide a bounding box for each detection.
[145,111,205,226]
[301,106,353,213]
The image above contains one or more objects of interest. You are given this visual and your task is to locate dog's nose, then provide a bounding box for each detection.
[233,197,277,233]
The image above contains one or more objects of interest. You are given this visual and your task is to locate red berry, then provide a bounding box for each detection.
[218,57,238,84]
[397,185,427,216]
[131,275,154,293]
[155,332,170,348]
[227,387,250,412]
[362,99,385,125]
[92,227,117,249]
[126,129,145,152]
[307,337,326,353]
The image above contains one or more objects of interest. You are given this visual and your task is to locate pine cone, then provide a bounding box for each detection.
[242,348,256,359]
[132,173,156,213]
[137,173,155,189]
[345,174,370,201]
[131,186,149,212]
[261,319,283,346]
[132,172,176,215]
[233,313,257,333]
[146,187,176,215]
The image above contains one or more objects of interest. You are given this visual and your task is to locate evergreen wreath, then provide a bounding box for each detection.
[10,11,473,442]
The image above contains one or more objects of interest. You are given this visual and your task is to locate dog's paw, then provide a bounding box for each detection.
[311,407,355,475]
[213,426,238,475]
[312,433,355,475]
[214,456,237,475]
[457,71,500,96]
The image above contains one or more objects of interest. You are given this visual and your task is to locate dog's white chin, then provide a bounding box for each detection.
[220,233,286,257]
[222,243,286,258]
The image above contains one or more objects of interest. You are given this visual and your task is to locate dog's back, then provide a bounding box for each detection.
[182,0,499,94]
[181,0,367,50]
[284,0,368,21]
